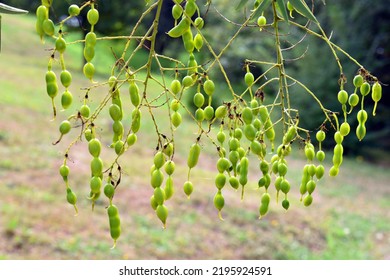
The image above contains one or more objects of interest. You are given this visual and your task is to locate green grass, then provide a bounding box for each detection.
[0,14,389,260]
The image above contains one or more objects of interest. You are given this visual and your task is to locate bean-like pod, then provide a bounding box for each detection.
[187,143,201,169]
[107,204,121,247]
[213,190,225,220]
[372,81,382,116]
[167,17,190,38]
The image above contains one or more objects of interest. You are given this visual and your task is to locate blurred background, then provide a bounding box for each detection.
[0,0,389,259]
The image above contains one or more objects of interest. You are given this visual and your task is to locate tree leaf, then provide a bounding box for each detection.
[276,0,289,23]
[288,0,317,22]
[236,0,249,10]
[251,0,272,19]
[0,3,28,14]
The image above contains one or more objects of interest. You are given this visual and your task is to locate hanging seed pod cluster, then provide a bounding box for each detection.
[36,0,383,247]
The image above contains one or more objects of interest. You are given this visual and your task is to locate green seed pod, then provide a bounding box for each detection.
[242,107,253,125]
[244,124,256,141]
[194,33,203,51]
[348,93,359,108]
[356,124,366,141]
[83,62,95,81]
[187,143,201,169]
[280,179,291,194]
[79,105,90,118]
[203,79,215,96]
[304,145,315,161]
[171,111,182,128]
[316,164,325,179]
[308,164,317,177]
[195,108,205,122]
[112,121,124,137]
[194,17,204,29]
[329,165,339,177]
[129,83,140,107]
[161,143,173,158]
[114,140,125,155]
[109,104,122,121]
[107,205,121,245]
[156,205,168,228]
[42,19,55,36]
[154,187,165,205]
[131,108,141,133]
[83,45,95,62]
[170,99,180,112]
[153,151,165,169]
[357,109,368,123]
[183,181,194,198]
[90,157,103,177]
[188,57,198,76]
[84,129,93,142]
[42,0,52,8]
[334,131,344,144]
[340,122,350,137]
[215,173,227,190]
[184,0,197,17]
[316,130,326,142]
[217,131,226,144]
[55,37,66,54]
[261,192,271,205]
[353,75,364,88]
[251,99,260,116]
[217,157,230,173]
[229,138,240,151]
[126,133,137,147]
[46,70,58,98]
[245,72,254,87]
[204,106,214,121]
[278,162,288,177]
[260,160,269,174]
[90,176,102,194]
[104,183,115,199]
[250,140,264,157]
[306,180,316,194]
[36,5,48,20]
[337,90,348,105]
[234,128,243,140]
[372,81,382,116]
[360,82,370,96]
[66,187,77,206]
[214,191,225,219]
[59,164,70,179]
[167,17,190,38]
[87,8,99,25]
[150,195,158,210]
[172,4,183,20]
[182,29,195,53]
[85,32,97,46]
[164,176,174,200]
[164,160,175,176]
[257,15,267,28]
[151,169,164,189]
[215,105,228,119]
[171,79,181,95]
[88,138,101,157]
[59,120,71,135]
[193,92,205,108]
[282,199,290,210]
[60,70,72,88]
[228,150,239,167]
[259,203,269,217]
[61,90,73,109]
[68,4,80,16]
[229,176,239,189]
[283,126,297,144]
[316,150,325,162]
[303,194,313,207]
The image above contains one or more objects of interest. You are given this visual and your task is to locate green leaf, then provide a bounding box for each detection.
[288,0,317,22]
[0,3,28,14]
[251,0,272,19]
[276,0,289,23]
[236,0,249,10]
